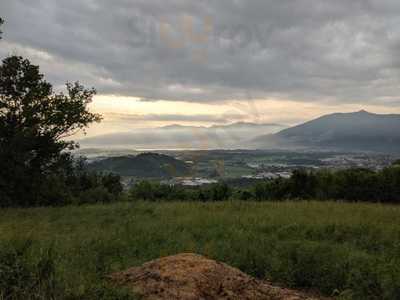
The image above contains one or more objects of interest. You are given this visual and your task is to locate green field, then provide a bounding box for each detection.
[1,201,400,299]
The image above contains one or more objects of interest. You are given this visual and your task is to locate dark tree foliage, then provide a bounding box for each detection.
[130,181,194,202]
[0,18,3,39]
[129,181,231,202]
[32,157,124,206]
[245,167,400,203]
[0,54,105,206]
[129,166,400,204]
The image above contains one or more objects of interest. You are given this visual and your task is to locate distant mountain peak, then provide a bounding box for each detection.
[251,110,400,153]
[210,122,283,129]
[355,109,372,115]
[160,124,202,130]
[157,122,285,131]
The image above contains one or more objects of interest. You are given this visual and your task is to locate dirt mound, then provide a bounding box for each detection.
[109,253,328,300]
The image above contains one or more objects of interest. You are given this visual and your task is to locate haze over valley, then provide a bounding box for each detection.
[79,122,285,150]
[80,110,400,153]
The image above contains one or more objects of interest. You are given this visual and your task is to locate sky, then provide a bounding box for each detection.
[1,0,400,137]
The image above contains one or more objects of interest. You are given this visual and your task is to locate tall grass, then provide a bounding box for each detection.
[1,201,400,299]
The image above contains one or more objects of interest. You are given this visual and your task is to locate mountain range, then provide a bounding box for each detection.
[251,110,400,152]
[80,111,400,153]
[79,122,285,149]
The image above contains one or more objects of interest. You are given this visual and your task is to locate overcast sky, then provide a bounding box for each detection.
[1,0,400,135]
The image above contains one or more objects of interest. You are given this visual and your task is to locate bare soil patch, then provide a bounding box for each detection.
[109,253,330,300]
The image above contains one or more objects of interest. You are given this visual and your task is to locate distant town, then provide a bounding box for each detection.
[77,148,399,188]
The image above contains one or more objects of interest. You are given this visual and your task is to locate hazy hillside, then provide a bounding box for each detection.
[252,110,400,152]
[79,122,285,149]
[81,111,400,152]
[88,153,191,177]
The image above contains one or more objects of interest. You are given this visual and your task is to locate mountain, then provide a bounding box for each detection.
[88,153,191,177]
[79,122,285,149]
[251,110,400,152]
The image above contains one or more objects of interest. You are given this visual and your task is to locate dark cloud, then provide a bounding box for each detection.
[1,0,400,105]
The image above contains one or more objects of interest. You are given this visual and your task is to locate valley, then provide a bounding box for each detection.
[78,149,398,188]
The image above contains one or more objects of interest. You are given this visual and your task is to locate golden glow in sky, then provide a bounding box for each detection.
[77,95,400,139]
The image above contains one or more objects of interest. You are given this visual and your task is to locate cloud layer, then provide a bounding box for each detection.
[105,112,247,124]
[1,0,400,106]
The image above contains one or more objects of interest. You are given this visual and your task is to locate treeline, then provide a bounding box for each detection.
[249,166,400,203]
[0,157,123,207]
[129,164,400,203]
[130,181,231,202]
[34,159,123,207]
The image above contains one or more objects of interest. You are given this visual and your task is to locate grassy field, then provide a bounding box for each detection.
[1,201,400,299]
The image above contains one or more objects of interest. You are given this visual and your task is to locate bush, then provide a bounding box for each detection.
[205,182,231,201]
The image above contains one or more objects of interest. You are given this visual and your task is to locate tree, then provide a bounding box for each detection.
[209,182,231,201]
[289,170,317,199]
[0,56,101,206]
[130,181,155,201]
[0,18,3,39]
